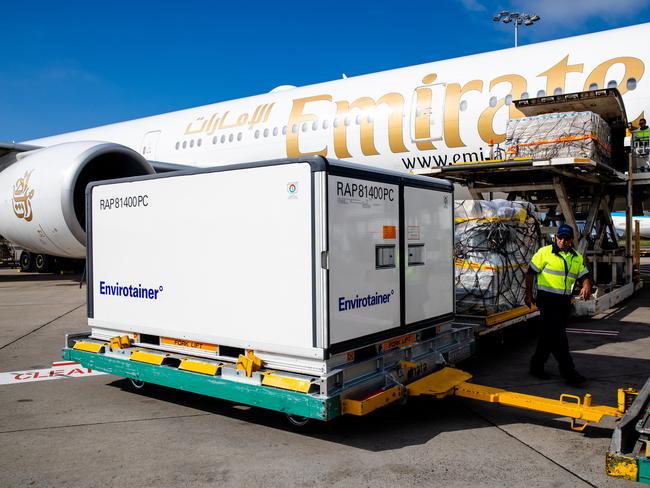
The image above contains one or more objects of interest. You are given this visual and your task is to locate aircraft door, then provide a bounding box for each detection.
[141,130,161,160]
[410,83,446,143]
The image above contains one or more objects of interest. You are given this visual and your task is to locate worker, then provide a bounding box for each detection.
[635,118,650,141]
[524,224,592,386]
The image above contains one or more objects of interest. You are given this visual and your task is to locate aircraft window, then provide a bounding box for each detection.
[190,140,194,148]
[520,92,529,99]
[282,126,287,135]
[254,130,260,139]
[627,77,637,90]
[367,114,373,123]
[237,132,243,141]
[229,133,234,142]
[553,87,563,96]
[182,141,187,149]
[302,123,308,132]
[416,108,421,117]
[221,134,226,143]
[589,83,599,91]
[263,128,269,137]
[197,138,202,147]
[273,127,278,136]
[607,80,617,89]
[312,121,318,131]
[505,95,513,106]
[175,142,180,150]
[344,116,351,126]
[292,124,298,134]
[489,96,497,108]
[536,90,546,97]
[323,120,329,130]
[212,136,218,144]
[333,118,339,128]
[460,100,468,112]
[355,115,361,125]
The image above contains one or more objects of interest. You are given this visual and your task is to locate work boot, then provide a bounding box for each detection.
[529,368,551,380]
[563,370,587,387]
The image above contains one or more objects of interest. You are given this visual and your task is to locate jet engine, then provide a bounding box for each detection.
[0,141,154,267]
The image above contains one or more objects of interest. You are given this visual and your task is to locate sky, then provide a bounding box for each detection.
[1,0,649,141]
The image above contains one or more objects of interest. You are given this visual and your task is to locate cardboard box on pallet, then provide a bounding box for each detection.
[505,111,611,165]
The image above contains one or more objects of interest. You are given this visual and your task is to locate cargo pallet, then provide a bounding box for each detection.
[417,89,646,318]
[455,305,539,336]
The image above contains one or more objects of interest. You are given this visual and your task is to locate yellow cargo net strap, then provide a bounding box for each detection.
[455,209,527,225]
[454,258,528,272]
[505,133,611,154]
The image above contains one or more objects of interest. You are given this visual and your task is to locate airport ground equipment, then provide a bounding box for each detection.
[63,335,650,482]
[66,156,475,419]
[64,155,650,482]
[418,89,647,318]
[0,237,17,267]
[607,376,650,483]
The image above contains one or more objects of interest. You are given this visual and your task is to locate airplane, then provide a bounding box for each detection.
[611,212,650,238]
[1,23,649,271]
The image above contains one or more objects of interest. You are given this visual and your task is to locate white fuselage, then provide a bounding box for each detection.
[25,24,650,174]
[611,212,650,238]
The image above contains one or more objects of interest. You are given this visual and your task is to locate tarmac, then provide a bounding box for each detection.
[0,262,649,488]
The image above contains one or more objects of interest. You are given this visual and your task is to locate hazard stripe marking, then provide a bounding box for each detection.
[0,361,107,386]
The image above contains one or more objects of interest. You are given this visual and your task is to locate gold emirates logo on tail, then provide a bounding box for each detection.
[13,170,35,222]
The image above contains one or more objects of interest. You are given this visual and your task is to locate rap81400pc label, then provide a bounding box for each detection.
[336,181,395,201]
[99,195,149,210]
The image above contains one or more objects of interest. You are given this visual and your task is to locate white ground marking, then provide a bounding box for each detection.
[0,360,106,385]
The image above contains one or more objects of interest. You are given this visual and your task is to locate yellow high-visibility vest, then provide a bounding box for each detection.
[529,244,588,295]
[634,127,650,141]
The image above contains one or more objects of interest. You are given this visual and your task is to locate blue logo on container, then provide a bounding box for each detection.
[338,290,394,311]
[99,281,164,300]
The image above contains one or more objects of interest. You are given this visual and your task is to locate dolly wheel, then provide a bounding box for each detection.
[128,378,146,390]
[286,414,310,427]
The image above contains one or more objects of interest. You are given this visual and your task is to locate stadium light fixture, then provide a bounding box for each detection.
[493,11,540,47]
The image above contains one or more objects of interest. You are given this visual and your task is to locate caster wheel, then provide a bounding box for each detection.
[286,414,310,427]
[128,378,146,390]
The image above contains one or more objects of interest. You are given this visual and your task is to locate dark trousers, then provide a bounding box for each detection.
[530,290,576,375]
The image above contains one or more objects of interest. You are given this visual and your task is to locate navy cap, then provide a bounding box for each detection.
[557,224,574,238]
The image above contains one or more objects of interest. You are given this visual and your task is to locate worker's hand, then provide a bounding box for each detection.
[524,291,535,308]
[579,282,592,301]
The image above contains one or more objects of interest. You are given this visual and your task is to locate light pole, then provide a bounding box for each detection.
[493,11,540,47]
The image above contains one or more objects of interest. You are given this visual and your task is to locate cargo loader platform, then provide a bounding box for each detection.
[415,89,645,320]
[423,153,644,318]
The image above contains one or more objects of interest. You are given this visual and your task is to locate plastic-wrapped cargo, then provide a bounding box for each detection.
[454,200,542,314]
[505,111,611,165]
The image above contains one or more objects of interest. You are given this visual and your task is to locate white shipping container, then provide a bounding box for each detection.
[86,157,453,368]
